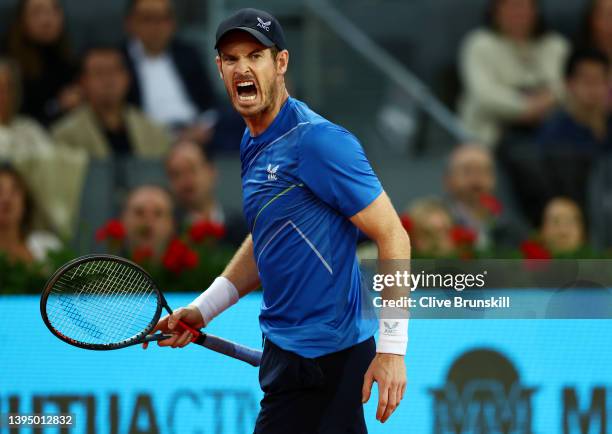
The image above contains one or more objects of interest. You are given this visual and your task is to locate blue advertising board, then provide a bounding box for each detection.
[1,293,611,433]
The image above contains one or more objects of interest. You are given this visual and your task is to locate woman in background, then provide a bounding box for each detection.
[0,164,60,263]
[3,0,80,126]
[459,0,569,147]
[0,57,87,237]
[539,197,586,255]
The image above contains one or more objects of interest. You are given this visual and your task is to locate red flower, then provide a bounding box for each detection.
[162,239,186,273]
[183,250,199,269]
[189,220,227,243]
[480,194,503,217]
[451,226,477,246]
[520,240,551,260]
[96,219,126,242]
[132,246,154,264]
[400,214,413,234]
[162,238,199,274]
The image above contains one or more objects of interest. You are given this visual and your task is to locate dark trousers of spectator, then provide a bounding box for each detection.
[496,131,593,227]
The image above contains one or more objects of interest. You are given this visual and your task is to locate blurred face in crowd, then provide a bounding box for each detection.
[567,60,609,113]
[22,0,64,45]
[216,31,288,119]
[411,207,455,257]
[166,142,217,212]
[493,0,537,41]
[540,198,584,254]
[81,50,129,110]
[127,0,175,56]
[122,186,175,255]
[0,173,26,235]
[591,0,612,54]
[446,145,496,209]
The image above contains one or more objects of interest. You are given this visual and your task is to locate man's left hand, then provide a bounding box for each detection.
[362,353,407,423]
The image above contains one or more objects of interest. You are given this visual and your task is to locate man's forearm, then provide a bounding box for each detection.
[375,225,411,355]
[189,235,260,325]
[376,225,411,261]
[221,234,260,297]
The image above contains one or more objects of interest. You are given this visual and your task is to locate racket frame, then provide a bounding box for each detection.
[40,254,166,351]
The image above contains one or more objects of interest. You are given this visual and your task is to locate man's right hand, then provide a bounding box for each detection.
[142,305,205,349]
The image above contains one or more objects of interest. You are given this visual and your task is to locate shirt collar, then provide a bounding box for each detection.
[128,38,169,62]
[247,96,293,144]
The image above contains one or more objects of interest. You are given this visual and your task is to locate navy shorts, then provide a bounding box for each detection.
[254,336,376,434]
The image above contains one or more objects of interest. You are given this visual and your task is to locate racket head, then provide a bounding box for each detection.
[40,254,166,350]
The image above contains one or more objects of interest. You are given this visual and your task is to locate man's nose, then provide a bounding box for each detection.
[236,58,252,75]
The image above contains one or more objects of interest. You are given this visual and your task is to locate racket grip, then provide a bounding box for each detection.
[196,333,263,367]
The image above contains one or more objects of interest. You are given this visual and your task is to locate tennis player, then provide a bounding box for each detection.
[150,8,410,433]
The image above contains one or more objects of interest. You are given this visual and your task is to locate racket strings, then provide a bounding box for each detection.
[46,259,159,346]
[49,263,154,343]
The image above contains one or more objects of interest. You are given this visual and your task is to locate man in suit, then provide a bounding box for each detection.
[52,46,170,159]
[123,0,218,146]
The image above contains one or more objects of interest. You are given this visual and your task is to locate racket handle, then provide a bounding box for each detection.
[195,333,263,367]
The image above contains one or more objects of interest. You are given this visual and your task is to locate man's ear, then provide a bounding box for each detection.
[215,55,223,80]
[276,50,289,75]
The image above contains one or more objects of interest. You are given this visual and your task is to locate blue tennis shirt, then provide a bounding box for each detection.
[241,97,382,358]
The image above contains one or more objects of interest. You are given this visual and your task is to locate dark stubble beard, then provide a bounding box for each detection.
[256,76,279,118]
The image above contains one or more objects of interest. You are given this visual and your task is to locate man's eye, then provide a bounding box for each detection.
[251,53,261,60]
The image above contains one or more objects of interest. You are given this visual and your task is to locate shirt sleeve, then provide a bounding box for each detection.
[298,124,383,217]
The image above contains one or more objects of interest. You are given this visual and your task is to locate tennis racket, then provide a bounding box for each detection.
[40,254,262,367]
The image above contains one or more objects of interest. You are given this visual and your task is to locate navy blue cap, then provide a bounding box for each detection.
[215,8,287,51]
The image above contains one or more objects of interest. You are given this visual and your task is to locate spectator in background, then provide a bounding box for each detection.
[580,0,612,108]
[0,164,61,263]
[534,49,611,219]
[0,57,87,236]
[123,0,217,146]
[458,0,569,147]
[165,140,246,246]
[540,197,586,255]
[444,144,524,250]
[408,198,456,258]
[3,0,80,126]
[539,49,612,154]
[52,46,170,159]
[122,185,175,259]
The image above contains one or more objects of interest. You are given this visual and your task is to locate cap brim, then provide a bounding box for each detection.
[215,27,275,49]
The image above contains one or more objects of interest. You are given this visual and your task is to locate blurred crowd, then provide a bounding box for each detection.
[0,0,246,288]
[397,0,612,260]
[1,0,612,292]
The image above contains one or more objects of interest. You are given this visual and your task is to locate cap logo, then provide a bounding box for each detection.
[257,17,271,31]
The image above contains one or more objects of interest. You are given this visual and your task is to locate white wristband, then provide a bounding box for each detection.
[189,276,239,325]
[376,307,409,355]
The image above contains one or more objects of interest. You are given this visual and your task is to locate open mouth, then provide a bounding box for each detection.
[236,80,257,102]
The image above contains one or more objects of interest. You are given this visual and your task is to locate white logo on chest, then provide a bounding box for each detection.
[266,164,279,181]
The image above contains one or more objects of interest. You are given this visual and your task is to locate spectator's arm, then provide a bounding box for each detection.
[460,32,528,120]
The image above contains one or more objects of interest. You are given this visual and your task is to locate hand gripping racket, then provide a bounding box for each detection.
[40,254,262,367]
